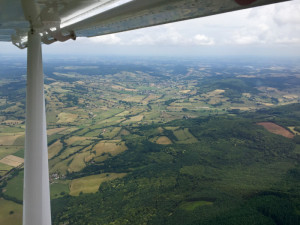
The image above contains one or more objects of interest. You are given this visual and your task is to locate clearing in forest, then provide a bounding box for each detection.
[156,136,172,145]
[258,122,294,139]
[69,173,127,196]
[173,128,198,144]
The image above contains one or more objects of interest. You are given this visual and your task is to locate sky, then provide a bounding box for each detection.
[0,0,300,57]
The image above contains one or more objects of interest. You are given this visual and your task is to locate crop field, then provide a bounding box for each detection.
[69,173,127,196]
[0,146,22,159]
[123,114,144,123]
[68,151,91,172]
[65,136,95,146]
[258,122,294,138]
[57,112,78,124]
[48,140,63,159]
[93,140,127,157]
[0,155,23,167]
[0,133,23,145]
[288,126,300,135]
[50,158,72,175]
[155,136,172,145]
[47,127,68,136]
[58,146,82,160]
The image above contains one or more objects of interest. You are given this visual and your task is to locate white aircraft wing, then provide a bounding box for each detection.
[0,0,289,47]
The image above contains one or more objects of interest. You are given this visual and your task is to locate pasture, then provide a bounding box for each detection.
[156,136,172,145]
[0,198,22,225]
[57,112,78,124]
[173,128,198,144]
[69,173,127,196]
[93,140,127,157]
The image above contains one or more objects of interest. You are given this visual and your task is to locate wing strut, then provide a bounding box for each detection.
[23,30,52,225]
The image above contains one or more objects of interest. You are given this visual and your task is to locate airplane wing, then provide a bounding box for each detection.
[0,0,289,47]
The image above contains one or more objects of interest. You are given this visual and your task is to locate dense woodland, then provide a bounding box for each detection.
[51,104,300,225]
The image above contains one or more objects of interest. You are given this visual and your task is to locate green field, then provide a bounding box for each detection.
[173,128,198,143]
[0,163,13,176]
[69,173,127,196]
[4,171,24,202]
[50,181,70,199]
[0,198,22,225]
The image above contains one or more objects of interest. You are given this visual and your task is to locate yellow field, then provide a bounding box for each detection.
[103,127,122,139]
[0,133,23,145]
[93,140,127,157]
[120,129,130,136]
[58,146,82,159]
[68,151,91,173]
[57,112,78,123]
[122,96,144,103]
[179,90,191,94]
[57,127,79,135]
[50,158,71,175]
[115,110,130,117]
[0,155,24,167]
[48,140,63,159]
[0,198,22,225]
[156,136,172,145]
[207,89,225,96]
[157,127,164,133]
[164,126,179,131]
[69,173,127,196]
[141,94,160,104]
[288,126,300,135]
[173,128,198,144]
[125,115,144,123]
[47,127,67,136]
[65,136,95,146]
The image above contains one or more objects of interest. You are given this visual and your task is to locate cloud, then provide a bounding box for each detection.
[193,34,215,45]
[273,1,300,26]
[88,25,215,47]
[275,37,300,45]
[232,34,260,45]
[90,34,122,45]
[37,0,299,56]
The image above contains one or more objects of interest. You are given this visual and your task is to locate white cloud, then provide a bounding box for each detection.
[233,34,260,45]
[193,34,214,45]
[275,37,300,44]
[83,0,299,51]
[273,1,300,26]
[90,34,122,45]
